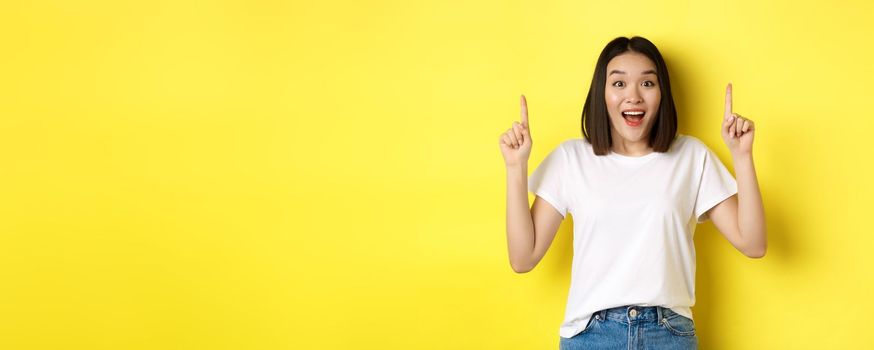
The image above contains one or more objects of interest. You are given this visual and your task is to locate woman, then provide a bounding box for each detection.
[499,36,766,350]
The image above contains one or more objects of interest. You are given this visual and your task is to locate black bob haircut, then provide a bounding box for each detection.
[581,36,678,156]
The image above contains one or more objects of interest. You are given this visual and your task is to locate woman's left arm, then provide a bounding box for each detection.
[707,83,767,258]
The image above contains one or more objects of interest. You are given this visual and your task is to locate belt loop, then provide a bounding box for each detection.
[599,308,607,320]
[657,306,664,322]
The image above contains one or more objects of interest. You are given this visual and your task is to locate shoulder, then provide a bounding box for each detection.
[557,137,589,154]
[673,133,714,155]
[551,138,591,160]
[671,134,731,171]
[534,138,588,163]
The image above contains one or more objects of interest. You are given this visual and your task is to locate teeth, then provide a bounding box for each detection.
[622,111,644,116]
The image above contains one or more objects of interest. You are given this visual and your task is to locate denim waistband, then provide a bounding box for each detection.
[595,305,678,324]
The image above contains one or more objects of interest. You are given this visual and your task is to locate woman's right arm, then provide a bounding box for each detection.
[505,165,564,273]
[500,95,565,273]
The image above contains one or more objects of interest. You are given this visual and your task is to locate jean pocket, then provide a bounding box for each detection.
[660,314,696,337]
[577,313,601,335]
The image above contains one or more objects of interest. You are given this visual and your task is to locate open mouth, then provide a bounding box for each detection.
[621,111,645,127]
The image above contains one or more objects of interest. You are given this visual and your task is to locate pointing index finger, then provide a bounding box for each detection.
[724,83,732,120]
[520,94,529,127]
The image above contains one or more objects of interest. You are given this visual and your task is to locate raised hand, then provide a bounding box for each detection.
[721,83,755,156]
[499,95,533,167]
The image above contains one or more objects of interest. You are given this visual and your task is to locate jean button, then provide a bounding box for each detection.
[629,309,638,318]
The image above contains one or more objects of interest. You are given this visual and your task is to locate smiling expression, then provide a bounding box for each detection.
[604,52,662,145]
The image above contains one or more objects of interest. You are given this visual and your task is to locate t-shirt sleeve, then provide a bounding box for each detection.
[527,144,569,219]
[694,146,738,223]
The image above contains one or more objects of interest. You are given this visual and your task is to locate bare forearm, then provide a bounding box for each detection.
[731,152,767,256]
[506,164,535,271]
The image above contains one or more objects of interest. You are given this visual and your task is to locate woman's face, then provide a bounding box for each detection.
[604,52,661,145]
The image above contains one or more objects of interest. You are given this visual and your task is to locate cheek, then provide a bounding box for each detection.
[647,91,661,109]
[605,92,622,105]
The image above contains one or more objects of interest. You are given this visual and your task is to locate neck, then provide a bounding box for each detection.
[610,136,653,157]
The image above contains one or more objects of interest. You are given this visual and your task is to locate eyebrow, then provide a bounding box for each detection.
[608,69,658,76]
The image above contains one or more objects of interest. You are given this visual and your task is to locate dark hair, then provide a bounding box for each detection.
[581,36,677,155]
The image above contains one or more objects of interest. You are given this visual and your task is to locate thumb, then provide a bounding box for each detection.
[520,94,529,128]
[522,123,532,142]
[722,113,734,138]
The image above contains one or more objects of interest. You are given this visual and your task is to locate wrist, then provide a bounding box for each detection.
[506,163,528,173]
[731,151,753,161]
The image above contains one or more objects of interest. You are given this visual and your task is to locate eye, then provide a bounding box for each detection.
[642,80,656,87]
[612,81,624,87]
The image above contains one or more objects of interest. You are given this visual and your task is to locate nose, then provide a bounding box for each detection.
[625,87,642,104]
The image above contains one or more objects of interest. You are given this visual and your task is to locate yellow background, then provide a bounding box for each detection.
[1,0,872,348]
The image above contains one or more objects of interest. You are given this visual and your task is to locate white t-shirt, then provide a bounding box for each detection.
[527,133,738,339]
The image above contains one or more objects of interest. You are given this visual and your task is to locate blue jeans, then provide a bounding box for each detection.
[559,305,698,350]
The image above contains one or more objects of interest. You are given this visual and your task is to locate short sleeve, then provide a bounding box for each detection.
[694,146,738,223]
[527,144,569,219]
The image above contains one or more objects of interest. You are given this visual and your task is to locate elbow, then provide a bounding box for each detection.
[510,260,534,274]
[742,228,767,259]
[745,250,766,259]
[744,245,767,259]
